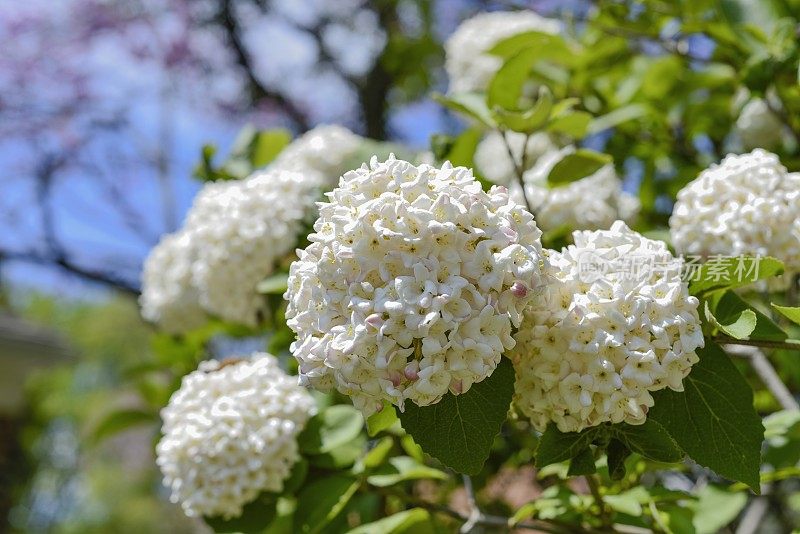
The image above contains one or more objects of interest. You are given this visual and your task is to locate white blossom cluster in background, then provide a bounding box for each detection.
[285,156,548,416]
[736,98,784,151]
[670,149,800,277]
[184,168,323,325]
[156,353,316,519]
[444,10,560,94]
[139,125,365,330]
[139,231,206,334]
[270,124,364,181]
[475,132,639,232]
[511,222,703,433]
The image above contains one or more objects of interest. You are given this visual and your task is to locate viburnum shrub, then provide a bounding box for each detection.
[121,3,800,533]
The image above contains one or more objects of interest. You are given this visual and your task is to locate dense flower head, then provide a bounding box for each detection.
[445,11,560,94]
[186,168,324,325]
[139,230,206,334]
[285,156,547,416]
[156,354,316,519]
[475,133,639,231]
[736,99,784,151]
[271,124,363,181]
[511,221,703,433]
[670,149,800,274]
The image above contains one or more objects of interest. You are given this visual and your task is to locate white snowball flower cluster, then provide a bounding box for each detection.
[156,354,316,519]
[511,221,703,433]
[736,99,784,151]
[285,156,548,416]
[140,125,365,332]
[270,124,363,182]
[139,231,206,334]
[670,149,800,275]
[445,11,560,94]
[475,133,639,231]
[185,168,324,326]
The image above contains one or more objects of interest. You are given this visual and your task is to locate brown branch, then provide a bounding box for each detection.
[20,150,142,295]
[3,250,140,295]
[217,0,310,131]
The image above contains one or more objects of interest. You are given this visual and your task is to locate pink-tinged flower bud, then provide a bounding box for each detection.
[511,281,528,298]
[404,365,419,381]
[375,402,384,413]
[388,371,402,388]
[365,313,383,330]
[502,226,518,242]
[450,379,464,394]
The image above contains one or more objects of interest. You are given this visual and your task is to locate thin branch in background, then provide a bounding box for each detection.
[713,335,800,352]
[375,486,576,533]
[2,250,140,295]
[725,345,799,411]
[500,131,537,215]
[217,0,310,131]
[584,474,613,531]
[735,484,772,534]
[460,474,482,533]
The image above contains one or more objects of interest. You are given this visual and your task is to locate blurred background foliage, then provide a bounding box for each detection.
[4,0,800,532]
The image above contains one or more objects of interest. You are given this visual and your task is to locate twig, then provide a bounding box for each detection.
[460,475,482,533]
[584,474,613,530]
[375,486,577,533]
[713,336,800,352]
[725,345,799,411]
[500,130,537,215]
[735,484,772,534]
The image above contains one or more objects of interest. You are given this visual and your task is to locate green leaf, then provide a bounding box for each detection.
[487,48,538,110]
[587,104,649,134]
[366,456,448,487]
[282,458,308,495]
[90,408,154,445]
[257,273,289,295]
[366,403,399,437]
[688,256,784,295]
[308,433,366,469]
[771,303,800,326]
[704,301,757,339]
[432,92,495,127]
[567,447,597,476]
[613,420,684,463]
[547,149,612,185]
[251,129,292,167]
[536,425,599,468]
[295,475,360,534]
[492,87,553,133]
[488,30,575,63]
[205,492,278,534]
[298,405,364,455]
[692,484,747,534]
[707,290,787,341]
[763,409,800,468]
[547,111,592,138]
[358,436,395,471]
[604,487,649,516]
[398,357,515,474]
[649,342,764,491]
[606,438,631,481]
[346,509,436,534]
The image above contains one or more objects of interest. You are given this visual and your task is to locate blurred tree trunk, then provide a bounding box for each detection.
[0,416,24,532]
